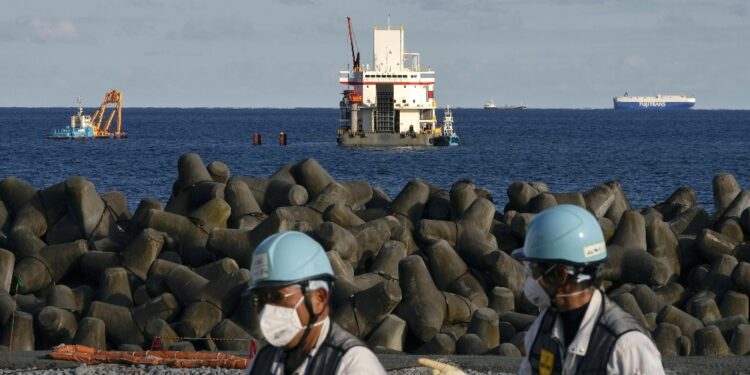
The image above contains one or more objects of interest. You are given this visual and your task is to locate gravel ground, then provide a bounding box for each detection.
[0,353,749,374]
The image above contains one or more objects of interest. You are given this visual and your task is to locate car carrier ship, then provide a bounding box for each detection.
[337,18,448,147]
[613,93,695,110]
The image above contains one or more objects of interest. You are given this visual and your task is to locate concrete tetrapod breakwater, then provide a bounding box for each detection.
[0,153,749,364]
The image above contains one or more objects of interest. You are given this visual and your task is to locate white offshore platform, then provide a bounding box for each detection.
[338,18,440,147]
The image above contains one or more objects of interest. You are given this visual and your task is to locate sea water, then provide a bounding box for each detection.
[1,108,748,213]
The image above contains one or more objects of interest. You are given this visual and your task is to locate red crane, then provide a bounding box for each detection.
[346,17,361,71]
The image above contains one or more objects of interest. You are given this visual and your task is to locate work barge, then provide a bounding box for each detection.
[338,19,440,147]
[47,90,127,140]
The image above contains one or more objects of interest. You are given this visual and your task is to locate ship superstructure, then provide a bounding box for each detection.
[48,96,95,139]
[338,18,438,146]
[613,93,695,110]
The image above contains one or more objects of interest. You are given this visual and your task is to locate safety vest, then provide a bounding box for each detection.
[528,294,650,375]
[249,322,364,375]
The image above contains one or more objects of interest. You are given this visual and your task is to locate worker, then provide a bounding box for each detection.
[518,205,665,375]
[244,231,387,375]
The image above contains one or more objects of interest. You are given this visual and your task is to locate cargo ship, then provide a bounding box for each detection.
[484,98,526,110]
[498,103,527,110]
[337,18,447,147]
[613,93,695,110]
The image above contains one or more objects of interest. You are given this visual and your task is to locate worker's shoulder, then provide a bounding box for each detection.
[599,296,650,337]
[609,331,665,375]
[337,346,386,375]
[327,321,366,351]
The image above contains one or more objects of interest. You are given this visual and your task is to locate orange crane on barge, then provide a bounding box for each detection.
[91,89,127,138]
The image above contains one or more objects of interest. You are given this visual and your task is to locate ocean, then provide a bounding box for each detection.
[1,108,748,214]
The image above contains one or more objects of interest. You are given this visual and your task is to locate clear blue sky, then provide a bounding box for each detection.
[2,0,748,109]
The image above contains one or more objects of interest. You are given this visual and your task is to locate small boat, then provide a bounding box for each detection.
[433,106,460,146]
[484,97,498,110]
[47,96,95,139]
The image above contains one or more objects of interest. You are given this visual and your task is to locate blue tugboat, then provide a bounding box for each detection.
[47,97,95,139]
[433,106,460,146]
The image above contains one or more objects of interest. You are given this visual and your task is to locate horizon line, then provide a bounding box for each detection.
[0,106,748,110]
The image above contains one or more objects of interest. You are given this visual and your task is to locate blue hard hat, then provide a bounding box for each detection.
[522,205,607,265]
[248,231,334,290]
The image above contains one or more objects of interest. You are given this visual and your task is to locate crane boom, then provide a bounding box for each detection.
[90,89,126,138]
[346,17,360,71]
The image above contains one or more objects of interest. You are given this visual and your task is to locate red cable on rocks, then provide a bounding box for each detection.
[48,344,251,369]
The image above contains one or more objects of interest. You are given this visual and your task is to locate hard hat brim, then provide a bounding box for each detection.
[516,254,606,268]
[248,273,336,291]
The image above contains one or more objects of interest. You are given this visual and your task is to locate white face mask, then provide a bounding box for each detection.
[259,294,326,347]
[259,296,306,347]
[523,276,551,309]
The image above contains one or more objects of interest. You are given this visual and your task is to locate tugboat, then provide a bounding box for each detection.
[337,17,439,147]
[47,96,95,139]
[433,106,460,146]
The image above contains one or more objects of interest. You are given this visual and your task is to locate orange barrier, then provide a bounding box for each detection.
[48,344,250,369]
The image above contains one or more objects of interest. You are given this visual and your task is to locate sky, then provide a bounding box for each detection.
[1,0,749,109]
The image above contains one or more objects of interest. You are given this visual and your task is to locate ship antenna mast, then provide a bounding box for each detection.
[346,17,360,71]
